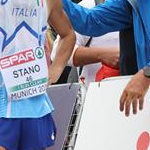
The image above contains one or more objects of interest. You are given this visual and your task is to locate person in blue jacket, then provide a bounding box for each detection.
[62,0,150,117]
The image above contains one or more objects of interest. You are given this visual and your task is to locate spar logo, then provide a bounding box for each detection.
[35,47,44,59]
[0,49,35,69]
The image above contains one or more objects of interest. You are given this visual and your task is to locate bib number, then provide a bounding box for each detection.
[0,46,48,100]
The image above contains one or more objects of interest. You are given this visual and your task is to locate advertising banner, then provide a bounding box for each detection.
[47,83,80,150]
[74,76,150,150]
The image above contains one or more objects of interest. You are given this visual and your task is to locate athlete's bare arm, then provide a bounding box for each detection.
[46,0,76,84]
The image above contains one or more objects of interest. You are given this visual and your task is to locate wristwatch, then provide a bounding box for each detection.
[143,66,150,78]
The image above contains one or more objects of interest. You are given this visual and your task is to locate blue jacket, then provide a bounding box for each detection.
[62,0,150,69]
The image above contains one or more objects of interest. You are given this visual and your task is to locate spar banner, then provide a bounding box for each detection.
[0,46,48,100]
[74,76,150,150]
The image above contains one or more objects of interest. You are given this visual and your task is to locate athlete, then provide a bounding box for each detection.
[0,0,75,150]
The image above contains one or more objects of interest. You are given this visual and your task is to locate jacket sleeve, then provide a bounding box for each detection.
[62,0,133,37]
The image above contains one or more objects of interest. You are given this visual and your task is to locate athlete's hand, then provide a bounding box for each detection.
[120,70,150,116]
[48,63,64,85]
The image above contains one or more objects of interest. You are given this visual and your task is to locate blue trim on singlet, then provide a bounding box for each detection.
[0,21,47,51]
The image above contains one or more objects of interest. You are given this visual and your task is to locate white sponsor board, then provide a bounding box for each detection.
[0,46,48,100]
[74,76,150,150]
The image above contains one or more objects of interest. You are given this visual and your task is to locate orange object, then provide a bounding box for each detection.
[95,65,119,82]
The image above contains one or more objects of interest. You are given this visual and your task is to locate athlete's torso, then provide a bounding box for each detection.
[0,0,54,118]
[0,0,48,55]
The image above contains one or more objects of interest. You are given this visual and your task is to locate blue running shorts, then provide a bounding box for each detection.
[0,113,56,150]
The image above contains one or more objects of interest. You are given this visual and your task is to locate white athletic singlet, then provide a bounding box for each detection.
[0,0,54,118]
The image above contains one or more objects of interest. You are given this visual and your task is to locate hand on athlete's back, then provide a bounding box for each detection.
[101,47,119,69]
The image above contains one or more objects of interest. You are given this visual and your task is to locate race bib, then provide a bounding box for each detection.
[0,46,49,100]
